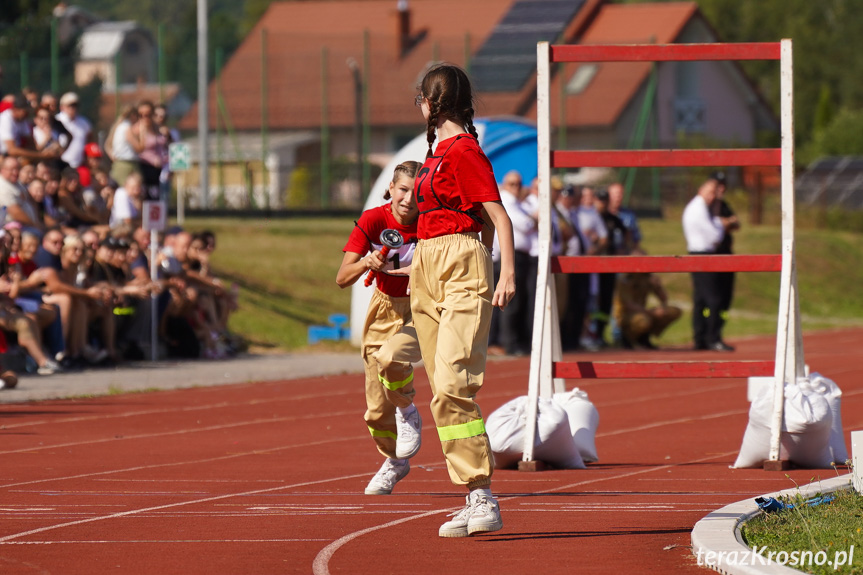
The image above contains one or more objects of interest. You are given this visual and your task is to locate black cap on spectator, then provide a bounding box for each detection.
[710,170,727,186]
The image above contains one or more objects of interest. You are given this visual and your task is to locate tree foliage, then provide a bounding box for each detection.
[625,0,863,163]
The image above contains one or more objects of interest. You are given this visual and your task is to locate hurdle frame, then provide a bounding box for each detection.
[523,39,800,469]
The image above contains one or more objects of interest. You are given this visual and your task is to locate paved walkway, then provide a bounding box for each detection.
[0,352,363,404]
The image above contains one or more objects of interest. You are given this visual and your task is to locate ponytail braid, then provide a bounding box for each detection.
[465,107,478,139]
[426,100,439,159]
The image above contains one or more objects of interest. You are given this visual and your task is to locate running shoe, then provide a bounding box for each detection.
[364,459,409,495]
[394,407,422,459]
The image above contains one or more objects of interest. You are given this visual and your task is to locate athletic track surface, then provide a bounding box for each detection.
[1,329,861,575]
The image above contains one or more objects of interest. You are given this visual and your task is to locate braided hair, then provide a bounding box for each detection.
[383,160,422,200]
[419,64,478,159]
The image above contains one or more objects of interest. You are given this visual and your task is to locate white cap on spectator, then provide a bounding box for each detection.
[60,92,79,106]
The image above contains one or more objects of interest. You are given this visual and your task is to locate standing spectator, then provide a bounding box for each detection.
[614,272,681,349]
[110,172,144,230]
[607,182,642,254]
[682,175,739,352]
[130,101,167,199]
[105,105,140,185]
[577,185,608,349]
[56,92,92,169]
[153,103,177,201]
[0,156,43,232]
[495,169,533,356]
[711,171,740,345]
[555,184,590,351]
[593,188,628,347]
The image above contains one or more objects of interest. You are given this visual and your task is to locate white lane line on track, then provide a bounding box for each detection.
[0,388,355,430]
[311,449,740,575]
[596,409,747,437]
[0,473,375,544]
[0,409,356,456]
[0,436,379,490]
[1,539,329,545]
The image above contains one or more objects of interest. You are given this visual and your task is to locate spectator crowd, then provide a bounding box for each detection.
[0,89,241,388]
[488,172,683,356]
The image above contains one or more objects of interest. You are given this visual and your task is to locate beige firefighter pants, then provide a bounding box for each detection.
[410,232,494,489]
[362,289,420,459]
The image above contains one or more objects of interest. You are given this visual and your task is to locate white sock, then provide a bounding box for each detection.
[396,404,417,417]
[389,458,408,466]
[471,487,493,499]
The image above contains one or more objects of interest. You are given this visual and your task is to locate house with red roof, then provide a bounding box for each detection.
[179,0,777,208]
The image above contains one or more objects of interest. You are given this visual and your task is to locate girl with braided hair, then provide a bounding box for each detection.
[411,64,515,538]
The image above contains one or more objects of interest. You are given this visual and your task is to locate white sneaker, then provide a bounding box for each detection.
[364,459,409,495]
[439,492,503,538]
[395,407,422,459]
[37,360,62,376]
[467,493,503,535]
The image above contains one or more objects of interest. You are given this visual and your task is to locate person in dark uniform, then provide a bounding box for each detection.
[712,171,740,343]
[682,174,739,351]
[593,188,628,347]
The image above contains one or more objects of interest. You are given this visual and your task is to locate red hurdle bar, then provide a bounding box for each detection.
[552,149,781,169]
[552,255,782,274]
[550,42,781,63]
[553,360,776,379]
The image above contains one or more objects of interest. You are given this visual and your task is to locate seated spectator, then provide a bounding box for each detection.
[31,104,67,170]
[1,94,59,164]
[18,162,36,187]
[56,167,106,235]
[40,167,62,228]
[0,156,44,233]
[10,231,65,362]
[17,230,108,366]
[110,172,143,230]
[27,178,47,223]
[0,233,61,374]
[60,235,117,364]
[613,272,682,350]
[34,227,63,271]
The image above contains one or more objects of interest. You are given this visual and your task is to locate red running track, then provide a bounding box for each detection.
[1,329,861,575]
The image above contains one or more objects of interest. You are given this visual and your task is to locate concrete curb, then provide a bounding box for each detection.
[690,474,854,575]
[0,352,363,404]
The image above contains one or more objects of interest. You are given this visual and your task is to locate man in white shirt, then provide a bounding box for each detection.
[682,176,739,352]
[494,170,535,356]
[55,92,92,169]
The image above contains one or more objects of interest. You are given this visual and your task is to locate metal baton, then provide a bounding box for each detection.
[364,229,404,287]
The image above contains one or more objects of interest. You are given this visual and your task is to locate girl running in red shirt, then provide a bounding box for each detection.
[337,161,424,496]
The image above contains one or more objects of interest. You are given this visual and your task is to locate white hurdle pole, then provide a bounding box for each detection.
[522,41,554,466]
[767,38,798,465]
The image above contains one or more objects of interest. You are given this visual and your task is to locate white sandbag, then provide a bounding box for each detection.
[552,388,600,463]
[732,378,833,469]
[805,373,847,464]
[486,396,585,470]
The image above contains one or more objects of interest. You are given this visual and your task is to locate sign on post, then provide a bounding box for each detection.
[168,142,191,172]
[142,200,167,232]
